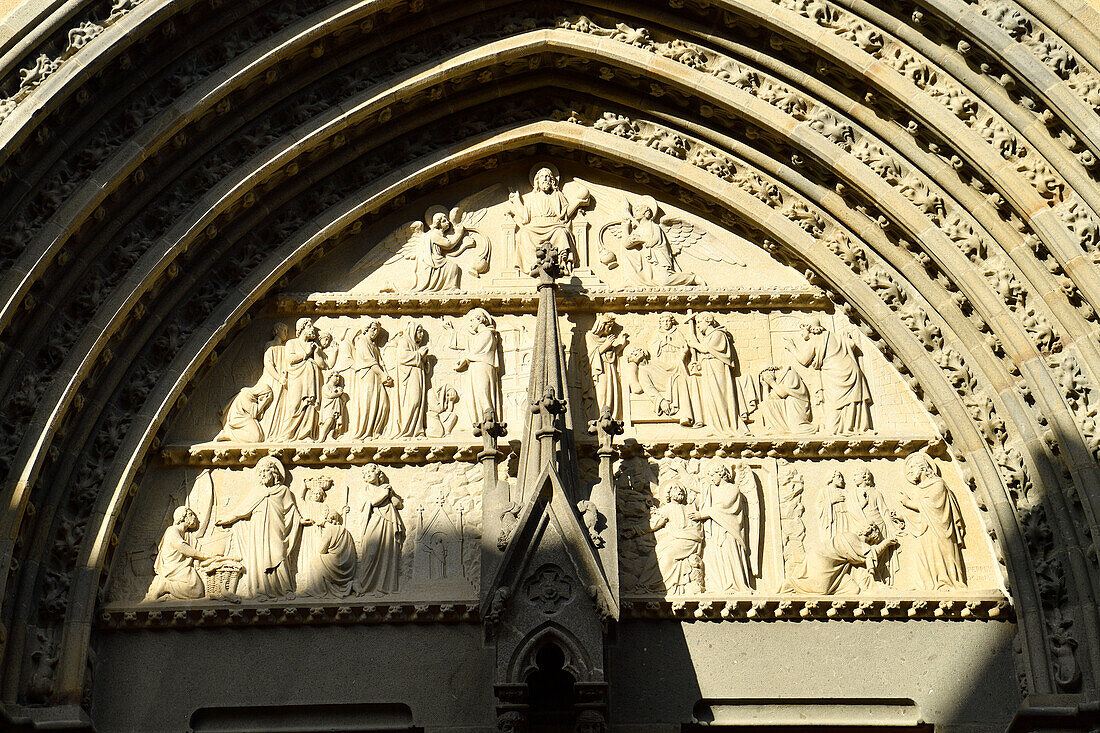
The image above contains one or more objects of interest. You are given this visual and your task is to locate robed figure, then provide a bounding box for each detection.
[295,477,356,598]
[446,308,503,429]
[757,365,813,434]
[692,464,756,592]
[683,314,751,433]
[215,385,272,443]
[347,465,406,594]
[144,507,207,601]
[276,318,325,441]
[898,453,966,590]
[393,322,430,438]
[788,320,873,434]
[653,485,704,594]
[587,314,626,421]
[337,320,393,439]
[257,323,291,439]
[216,457,302,600]
[506,166,589,274]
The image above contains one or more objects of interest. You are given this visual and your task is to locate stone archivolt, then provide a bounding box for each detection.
[0,0,1096,721]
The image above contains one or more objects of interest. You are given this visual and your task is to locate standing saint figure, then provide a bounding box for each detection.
[683,314,748,433]
[587,313,626,421]
[339,320,393,439]
[346,465,406,594]
[257,322,291,439]
[144,507,210,601]
[215,384,272,443]
[276,318,325,441]
[691,464,754,592]
[757,365,813,434]
[506,166,589,274]
[898,453,966,590]
[295,477,357,598]
[446,308,503,429]
[817,471,853,553]
[847,468,899,584]
[652,485,705,594]
[647,314,701,426]
[393,322,430,438]
[787,320,873,434]
[215,457,302,600]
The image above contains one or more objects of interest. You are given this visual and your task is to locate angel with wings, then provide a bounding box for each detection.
[600,195,744,287]
[688,461,762,593]
[353,188,499,293]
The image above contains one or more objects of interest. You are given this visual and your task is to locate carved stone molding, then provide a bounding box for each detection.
[620,593,1012,621]
[276,287,830,316]
[160,436,946,467]
[96,593,1012,630]
[98,600,478,630]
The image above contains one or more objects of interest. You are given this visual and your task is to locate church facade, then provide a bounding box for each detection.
[0,0,1098,730]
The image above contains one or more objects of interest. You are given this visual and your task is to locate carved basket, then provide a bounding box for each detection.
[203,565,242,599]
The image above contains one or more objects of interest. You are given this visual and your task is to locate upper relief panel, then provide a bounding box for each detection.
[292,167,808,296]
[164,163,935,449]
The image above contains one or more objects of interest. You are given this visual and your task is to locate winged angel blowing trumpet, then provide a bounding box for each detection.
[599,195,745,287]
[352,186,501,293]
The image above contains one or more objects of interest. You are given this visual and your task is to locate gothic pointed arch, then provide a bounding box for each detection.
[0,0,1096,729]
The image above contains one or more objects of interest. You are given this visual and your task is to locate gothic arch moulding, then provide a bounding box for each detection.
[0,0,1097,730]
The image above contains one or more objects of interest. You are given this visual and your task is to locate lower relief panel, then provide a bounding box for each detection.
[109,460,483,608]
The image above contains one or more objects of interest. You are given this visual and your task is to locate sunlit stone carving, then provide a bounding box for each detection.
[295,477,356,598]
[587,313,627,421]
[787,319,873,434]
[347,465,406,594]
[354,191,498,292]
[144,507,208,602]
[599,195,744,286]
[445,308,504,429]
[215,456,301,600]
[117,165,1003,616]
[506,166,590,274]
[897,452,966,590]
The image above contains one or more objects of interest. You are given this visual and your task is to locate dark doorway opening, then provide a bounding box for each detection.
[526,643,577,733]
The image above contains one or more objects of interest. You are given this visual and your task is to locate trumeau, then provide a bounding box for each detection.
[3,0,1100,728]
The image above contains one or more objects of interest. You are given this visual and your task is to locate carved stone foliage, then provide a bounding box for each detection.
[110,459,482,605]
[615,454,1001,601]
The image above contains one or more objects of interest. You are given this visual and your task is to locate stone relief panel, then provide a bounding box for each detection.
[110,162,1004,617]
[615,454,1001,600]
[168,309,930,447]
[299,174,797,295]
[109,460,483,605]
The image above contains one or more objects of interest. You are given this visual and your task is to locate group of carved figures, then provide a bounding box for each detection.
[216,311,873,444]
[597,313,874,435]
[144,458,406,602]
[617,461,762,595]
[783,453,967,595]
[215,310,503,443]
[617,452,967,596]
[368,167,741,291]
